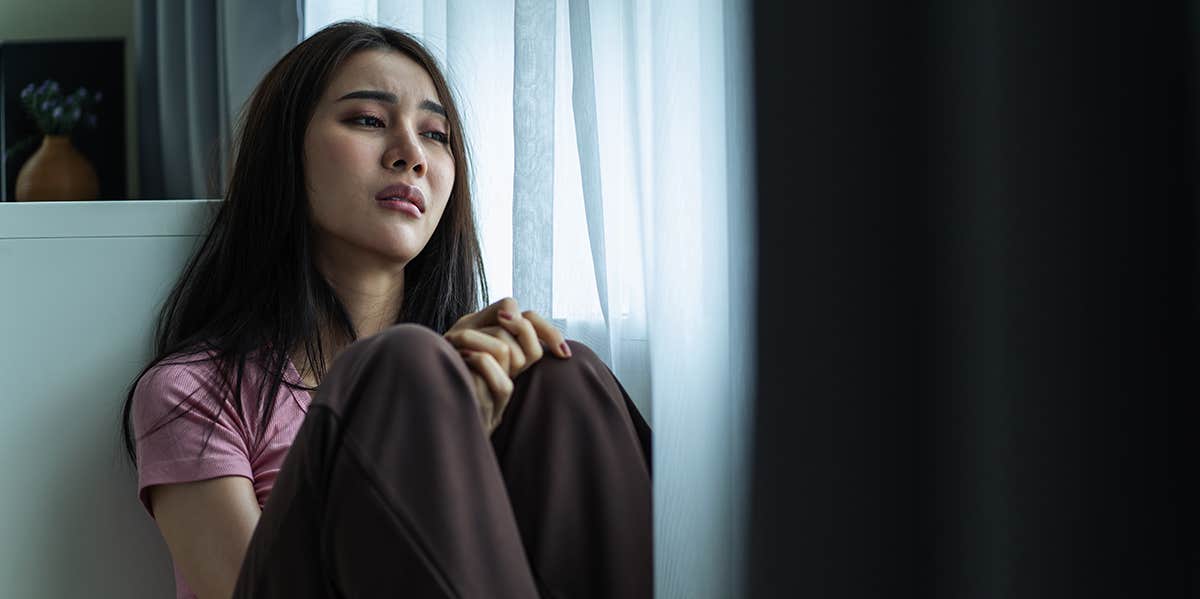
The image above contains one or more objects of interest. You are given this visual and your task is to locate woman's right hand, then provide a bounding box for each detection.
[445,297,571,434]
[457,347,513,435]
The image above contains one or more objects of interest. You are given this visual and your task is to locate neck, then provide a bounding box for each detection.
[293,235,408,387]
[323,267,406,341]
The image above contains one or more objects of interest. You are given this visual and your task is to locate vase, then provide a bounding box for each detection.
[14,135,100,202]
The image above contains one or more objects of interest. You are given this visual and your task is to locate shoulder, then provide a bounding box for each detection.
[134,348,225,409]
[131,345,260,434]
[131,348,264,518]
[132,345,297,428]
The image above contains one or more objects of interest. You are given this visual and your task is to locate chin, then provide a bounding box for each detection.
[373,241,426,265]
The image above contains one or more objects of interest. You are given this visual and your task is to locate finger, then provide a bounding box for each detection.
[460,350,513,423]
[443,328,511,373]
[471,351,515,429]
[470,372,493,431]
[459,357,496,431]
[494,311,544,372]
[520,310,571,359]
[449,296,521,333]
[479,325,528,377]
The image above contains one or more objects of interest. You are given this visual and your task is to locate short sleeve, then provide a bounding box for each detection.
[132,356,255,519]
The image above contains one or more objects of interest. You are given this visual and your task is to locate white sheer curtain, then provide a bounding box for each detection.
[304,2,754,596]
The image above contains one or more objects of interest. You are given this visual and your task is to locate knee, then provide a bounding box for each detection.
[339,323,458,374]
[371,323,453,355]
[326,324,475,413]
[520,340,623,416]
[319,324,484,437]
[523,339,601,377]
[562,339,603,372]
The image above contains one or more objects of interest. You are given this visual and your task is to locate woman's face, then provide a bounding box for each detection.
[303,49,454,267]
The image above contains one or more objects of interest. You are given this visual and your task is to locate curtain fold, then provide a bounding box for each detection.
[135,0,300,199]
[512,0,556,319]
[565,0,609,330]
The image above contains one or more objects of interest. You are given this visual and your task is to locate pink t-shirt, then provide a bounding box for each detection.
[131,348,312,599]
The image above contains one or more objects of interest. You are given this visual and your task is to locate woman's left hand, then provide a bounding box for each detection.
[443,297,572,381]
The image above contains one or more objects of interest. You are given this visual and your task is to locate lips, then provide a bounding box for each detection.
[374,183,426,213]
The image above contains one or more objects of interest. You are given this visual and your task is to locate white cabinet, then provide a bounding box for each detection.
[0,200,219,598]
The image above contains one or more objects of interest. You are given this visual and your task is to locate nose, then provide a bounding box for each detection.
[383,129,426,175]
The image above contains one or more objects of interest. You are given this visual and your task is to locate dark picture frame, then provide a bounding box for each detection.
[0,38,126,201]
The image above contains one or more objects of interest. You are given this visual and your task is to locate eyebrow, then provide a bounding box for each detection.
[336,90,447,118]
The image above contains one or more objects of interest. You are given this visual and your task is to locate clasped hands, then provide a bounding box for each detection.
[442,297,571,435]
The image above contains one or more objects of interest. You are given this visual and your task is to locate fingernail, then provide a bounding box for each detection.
[499,310,514,320]
[559,342,572,358]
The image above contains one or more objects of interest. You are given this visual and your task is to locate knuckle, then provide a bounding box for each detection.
[521,309,537,319]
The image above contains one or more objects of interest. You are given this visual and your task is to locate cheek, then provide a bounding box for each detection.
[429,159,455,209]
[309,133,368,193]
[306,131,375,225]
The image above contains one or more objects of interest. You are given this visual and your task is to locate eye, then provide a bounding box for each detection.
[423,131,449,144]
[347,114,385,128]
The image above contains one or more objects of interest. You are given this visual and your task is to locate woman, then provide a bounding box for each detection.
[120,21,651,599]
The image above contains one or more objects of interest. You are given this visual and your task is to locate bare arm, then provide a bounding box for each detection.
[148,476,262,599]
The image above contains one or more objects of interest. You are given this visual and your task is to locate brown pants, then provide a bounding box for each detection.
[232,324,652,598]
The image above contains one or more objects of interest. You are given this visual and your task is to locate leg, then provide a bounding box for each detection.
[233,324,539,599]
[490,340,653,599]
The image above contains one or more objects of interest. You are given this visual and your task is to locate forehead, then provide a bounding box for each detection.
[323,49,439,103]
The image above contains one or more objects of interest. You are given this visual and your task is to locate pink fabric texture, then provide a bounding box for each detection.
[131,348,311,599]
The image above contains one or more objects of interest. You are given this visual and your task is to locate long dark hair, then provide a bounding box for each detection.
[120,21,487,468]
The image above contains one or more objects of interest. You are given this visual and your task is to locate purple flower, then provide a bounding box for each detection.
[20,79,100,134]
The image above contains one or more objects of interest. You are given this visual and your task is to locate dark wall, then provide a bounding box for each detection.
[749,1,1192,597]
